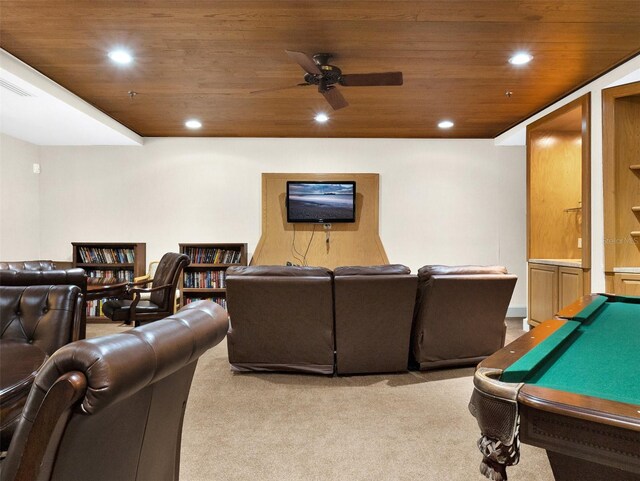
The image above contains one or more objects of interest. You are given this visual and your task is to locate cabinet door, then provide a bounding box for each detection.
[528,263,559,327]
[558,267,584,311]
[613,273,640,295]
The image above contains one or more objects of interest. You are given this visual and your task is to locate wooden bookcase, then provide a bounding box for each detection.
[179,243,247,310]
[603,81,640,294]
[72,242,146,319]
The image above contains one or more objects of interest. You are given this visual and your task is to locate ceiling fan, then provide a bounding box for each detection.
[252,50,403,110]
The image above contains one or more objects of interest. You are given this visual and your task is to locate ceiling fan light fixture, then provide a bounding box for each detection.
[108,49,133,65]
[509,52,533,65]
[314,113,329,123]
[438,120,454,129]
[185,119,202,129]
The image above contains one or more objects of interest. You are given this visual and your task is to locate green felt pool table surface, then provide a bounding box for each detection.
[501,294,640,405]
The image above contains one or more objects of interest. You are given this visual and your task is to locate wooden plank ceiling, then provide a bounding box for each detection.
[1,1,640,138]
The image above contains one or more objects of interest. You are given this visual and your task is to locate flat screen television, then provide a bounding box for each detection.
[286,181,356,223]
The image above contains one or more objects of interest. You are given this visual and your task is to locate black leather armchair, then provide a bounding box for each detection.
[0,285,84,450]
[0,260,88,338]
[0,300,228,481]
[102,252,189,327]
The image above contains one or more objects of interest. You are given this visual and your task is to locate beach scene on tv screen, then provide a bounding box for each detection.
[289,183,354,221]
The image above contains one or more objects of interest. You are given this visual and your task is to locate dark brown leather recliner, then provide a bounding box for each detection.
[410,265,517,370]
[226,265,335,374]
[0,261,87,338]
[334,265,418,374]
[102,252,190,327]
[0,300,228,481]
[0,285,84,450]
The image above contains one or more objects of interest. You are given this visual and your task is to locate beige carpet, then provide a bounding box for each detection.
[87,320,554,481]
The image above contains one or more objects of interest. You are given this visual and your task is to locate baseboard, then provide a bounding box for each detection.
[507,306,526,318]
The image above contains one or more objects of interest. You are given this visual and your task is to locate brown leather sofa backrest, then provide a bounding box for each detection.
[226,265,335,374]
[1,300,229,481]
[0,260,57,271]
[333,265,418,374]
[411,265,517,369]
[0,285,83,354]
[0,268,87,291]
[149,252,190,307]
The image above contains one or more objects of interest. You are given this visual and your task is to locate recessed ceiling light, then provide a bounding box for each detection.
[108,50,133,65]
[509,52,533,65]
[185,119,202,129]
[314,113,329,123]
[438,120,454,129]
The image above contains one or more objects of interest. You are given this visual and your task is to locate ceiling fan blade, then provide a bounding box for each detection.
[321,87,349,110]
[285,50,322,75]
[250,83,310,94]
[339,72,403,87]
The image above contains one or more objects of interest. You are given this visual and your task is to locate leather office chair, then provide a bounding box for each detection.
[0,285,84,450]
[102,252,189,327]
[134,261,181,313]
[410,265,517,370]
[0,300,228,481]
[226,265,335,374]
[333,265,418,375]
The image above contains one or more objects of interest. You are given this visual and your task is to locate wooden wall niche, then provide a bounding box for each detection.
[251,173,388,269]
[526,95,591,326]
[603,82,640,289]
[527,94,591,267]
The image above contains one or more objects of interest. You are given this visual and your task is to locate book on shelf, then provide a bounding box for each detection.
[86,299,106,317]
[87,270,134,282]
[184,296,227,309]
[78,247,135,264]
[183,246,242,264]
[183,270,226,289]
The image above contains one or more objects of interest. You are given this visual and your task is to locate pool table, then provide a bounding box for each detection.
[469,294,640,481]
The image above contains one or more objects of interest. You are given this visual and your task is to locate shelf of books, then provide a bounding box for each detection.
[72,242,146,320]
[179,243,247,310]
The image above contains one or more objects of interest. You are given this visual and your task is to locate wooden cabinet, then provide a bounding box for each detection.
[179,243,247,310]
[528,263,584,327]
[72,242,146,319]
[558,266,584,311]
[528,263,558,326]
[613,273,640,295]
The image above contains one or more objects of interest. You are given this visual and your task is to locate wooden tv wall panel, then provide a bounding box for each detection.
[252,173,388,269]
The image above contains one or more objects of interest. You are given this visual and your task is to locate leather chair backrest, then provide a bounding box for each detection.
[1,300,229,481]
[0,285,83,354]
[411,265,517,369]
[333,265,418,374]
[150,252,190,307]
[226,265,334,374]
[0,260,56,271]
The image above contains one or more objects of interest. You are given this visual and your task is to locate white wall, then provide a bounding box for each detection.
[0,133,40,259]
[37,138,527,307]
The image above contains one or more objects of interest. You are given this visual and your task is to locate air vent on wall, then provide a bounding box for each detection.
[0,78,35,97]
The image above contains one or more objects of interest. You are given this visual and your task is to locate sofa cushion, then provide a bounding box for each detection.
[334,264,410,276]
[102,300,162,321]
